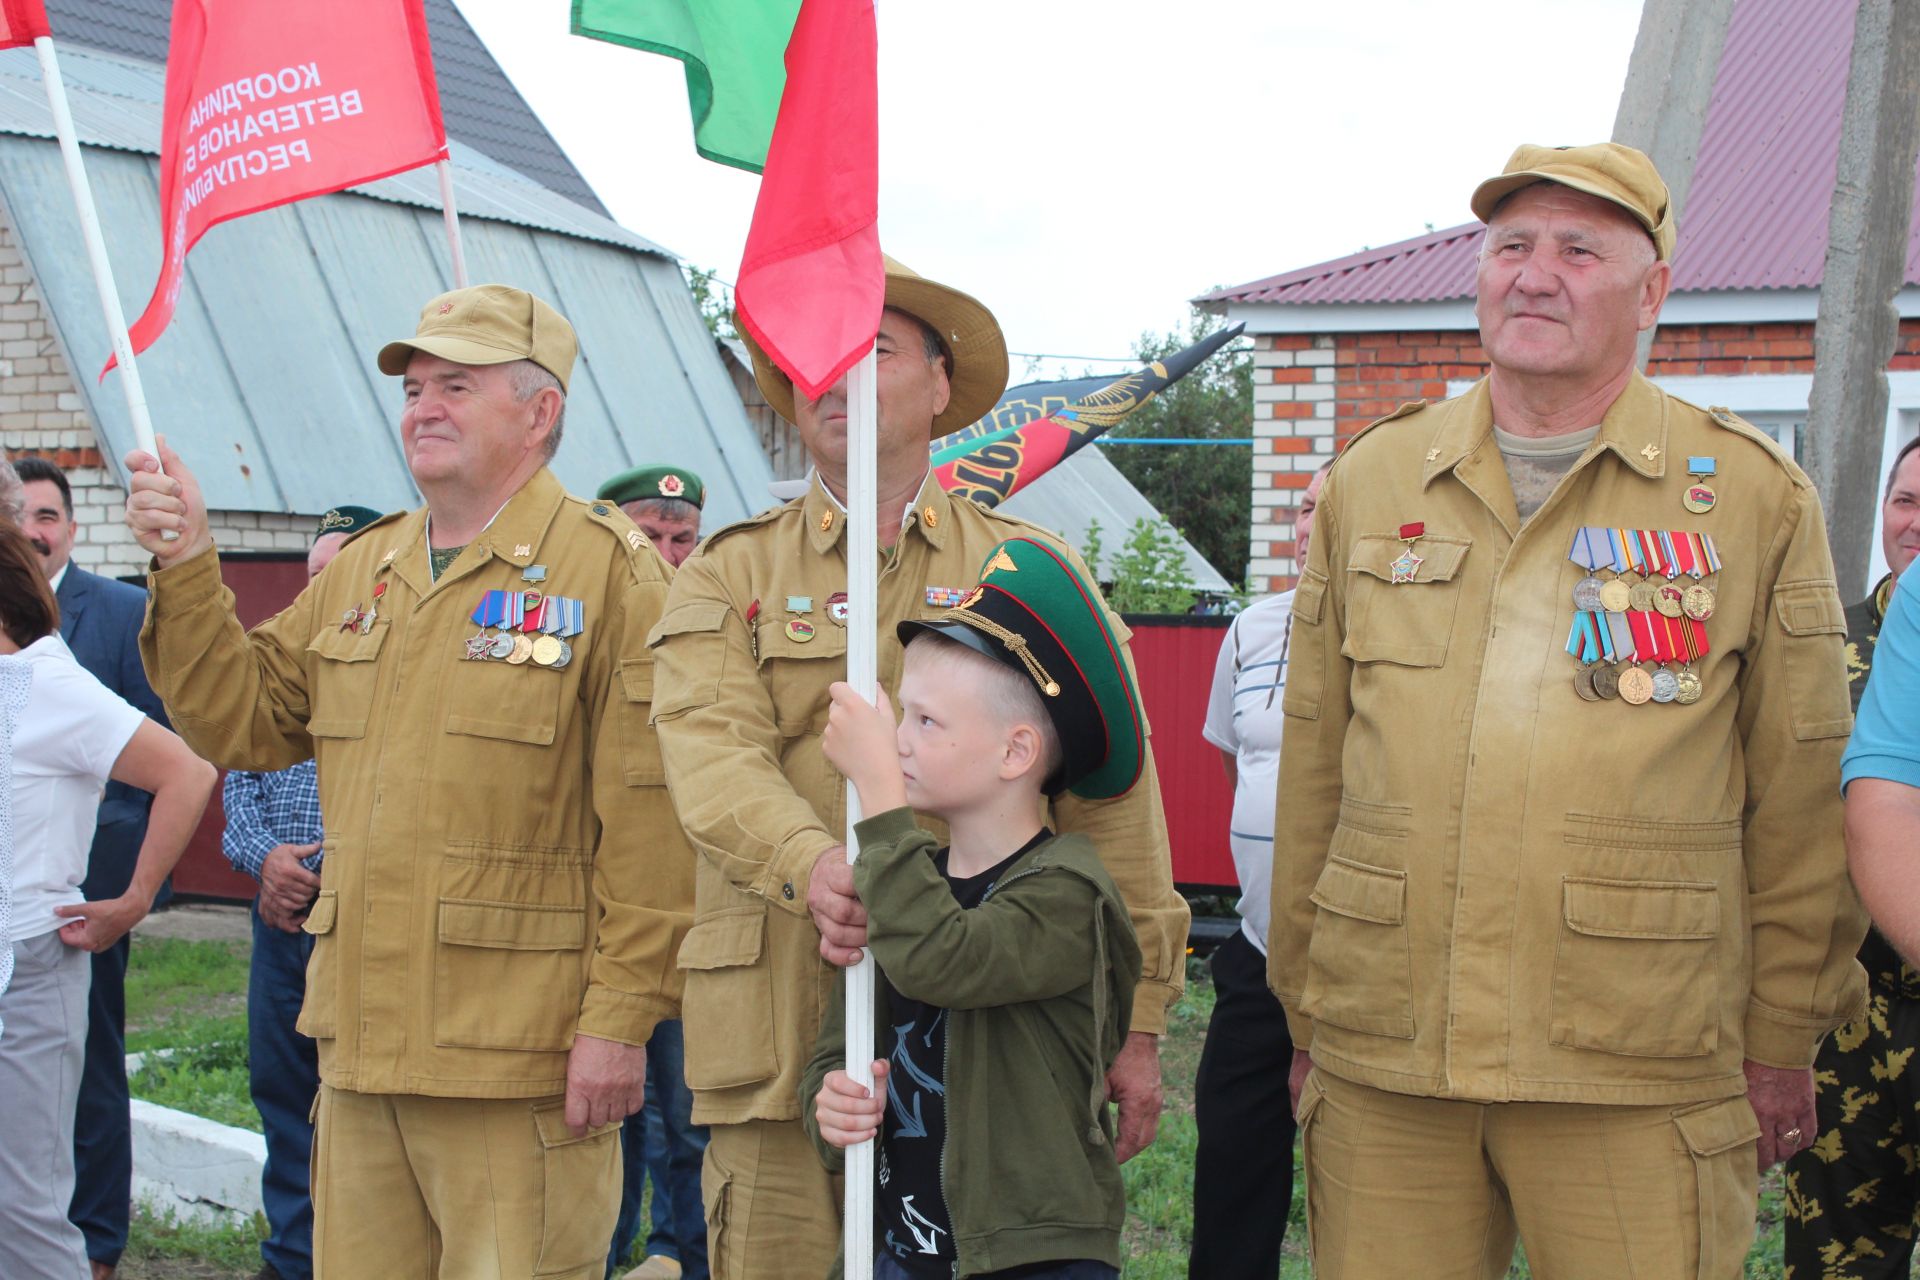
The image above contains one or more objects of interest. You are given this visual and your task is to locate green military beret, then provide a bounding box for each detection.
[315,505,384,537]
[597,465,706,509]
[898,536,1145,800]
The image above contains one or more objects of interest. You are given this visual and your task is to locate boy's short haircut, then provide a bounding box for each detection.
[906,630,1064,784]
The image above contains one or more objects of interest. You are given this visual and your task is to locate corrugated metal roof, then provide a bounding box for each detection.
[0,69,773,522]
[42,0,610,217]
[0,44,666,256]
[1000,447,1231,593]
[1202,0,1918,308]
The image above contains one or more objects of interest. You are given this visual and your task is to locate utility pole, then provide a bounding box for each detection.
[1805,0,1920,598]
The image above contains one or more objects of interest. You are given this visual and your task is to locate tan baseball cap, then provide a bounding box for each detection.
[1470,143,1676,261]
[377,284,578,392]
[739,255,1010,437]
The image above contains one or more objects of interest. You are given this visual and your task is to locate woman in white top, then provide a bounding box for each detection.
[0,519,216,1280]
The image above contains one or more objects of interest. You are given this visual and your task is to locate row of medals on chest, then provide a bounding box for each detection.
[462,588,581,669]
[1565,526,1720,707]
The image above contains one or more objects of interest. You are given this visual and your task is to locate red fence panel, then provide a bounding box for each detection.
[1122,615,1237,892]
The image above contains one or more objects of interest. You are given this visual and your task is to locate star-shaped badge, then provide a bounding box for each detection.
[1390,550,1424,583]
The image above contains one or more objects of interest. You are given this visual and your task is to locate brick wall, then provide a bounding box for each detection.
[1247,316,1920,593]
[0,218,316,572]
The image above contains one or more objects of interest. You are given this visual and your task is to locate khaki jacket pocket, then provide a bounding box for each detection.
[433,899,587,1051]
[1283,569,1329,720]
[617,658,665,786]
[1302,849,1415,1039]
[1672,1096,1760,1280]
[296,889,338,1039]
[1342,533,1472,667]
[678,906,780,1090]
[756,619,846,737]
[305,626,387,740]
[1550,878,1720,1058]
[1772,581,1853,741]
[530,1103,621,1276]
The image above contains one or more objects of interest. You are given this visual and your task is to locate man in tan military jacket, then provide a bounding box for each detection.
[1271,144,1869,1278]
[650,257,1189,1280]
[123,285,693,1280]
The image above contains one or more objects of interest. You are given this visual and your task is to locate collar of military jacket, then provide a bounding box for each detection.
[802,469,952,555]
[1421,371,1672,489]
[377,467,566,596]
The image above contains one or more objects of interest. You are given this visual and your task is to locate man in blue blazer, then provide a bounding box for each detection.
[18,457,170,1280]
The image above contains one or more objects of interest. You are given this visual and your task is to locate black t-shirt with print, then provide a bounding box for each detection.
[876,829,1049,1276]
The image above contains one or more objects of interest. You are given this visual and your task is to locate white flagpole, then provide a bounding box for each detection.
[33,36,158,463]
[842,343,879,1280]
[436,159,468,288]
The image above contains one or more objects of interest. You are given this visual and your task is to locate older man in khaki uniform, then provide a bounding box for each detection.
[650,258,1189,1280]
[123,285,693,1279]
[1271,144,1869,1278]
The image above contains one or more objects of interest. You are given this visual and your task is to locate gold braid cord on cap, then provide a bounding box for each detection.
[944,608,1060,697]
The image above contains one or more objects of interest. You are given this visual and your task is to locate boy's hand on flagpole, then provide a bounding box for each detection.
[816,1060,889,1148]
[124,435,213,567]
[823,682,907,815]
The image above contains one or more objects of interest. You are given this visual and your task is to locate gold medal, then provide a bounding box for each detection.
[1628,580,1658,613]
[1674,670,1703,704]
[1683,482,1717,515]
[1573,667,1602,702]
[786,619,816,643]
[1654,584,1685,618]
[1682,584,1715,621]
[506,634,534,665]
[531,634,564,667]
[1598,579,1633,613]
[1617,667,1655,705]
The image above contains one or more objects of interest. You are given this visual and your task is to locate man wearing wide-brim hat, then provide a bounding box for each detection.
[650,256,1189,1280]
[123,283,694,1278]
[1270,143,1867,1276]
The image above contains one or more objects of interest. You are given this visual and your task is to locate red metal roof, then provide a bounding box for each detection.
[1203,0,1920,308]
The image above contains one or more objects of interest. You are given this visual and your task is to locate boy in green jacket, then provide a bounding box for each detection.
[803,536,1146,1280]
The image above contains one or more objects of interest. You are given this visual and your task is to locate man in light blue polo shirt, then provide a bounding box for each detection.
[1846,555,1920,967]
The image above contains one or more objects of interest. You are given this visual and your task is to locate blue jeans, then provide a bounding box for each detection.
[607,1019,710,1278]
[248,901,320,1280]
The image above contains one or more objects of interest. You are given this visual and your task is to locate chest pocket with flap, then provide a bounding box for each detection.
[306,625,389,740]
[1342,533,1473,667]
[756,618,847,737]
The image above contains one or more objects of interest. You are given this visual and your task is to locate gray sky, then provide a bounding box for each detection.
[456,1,1644,379]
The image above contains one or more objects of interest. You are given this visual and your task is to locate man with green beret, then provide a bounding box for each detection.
[1272,143,1867,1276]
[122,283,694,1279]
[600,466,705,569]
[649,256,1188,1280]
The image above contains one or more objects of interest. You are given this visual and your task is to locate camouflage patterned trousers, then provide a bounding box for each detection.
[1784,975,1920,1279]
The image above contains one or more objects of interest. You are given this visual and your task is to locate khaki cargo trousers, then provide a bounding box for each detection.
[310,1085,620,1278]
[1299,1069,1761,1280]
[703,1118,843,1280]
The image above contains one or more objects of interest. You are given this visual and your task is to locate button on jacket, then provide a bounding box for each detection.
[1270,374,1868,1106]
[649,474,1189,1125]
[139,468,693,1098]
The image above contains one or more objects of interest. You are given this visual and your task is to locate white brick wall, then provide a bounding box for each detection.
[1246,334,1338,593]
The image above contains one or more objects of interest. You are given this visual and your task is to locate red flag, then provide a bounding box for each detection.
[0,0,49,50]
[732,0,880,402]
[111,0,447,373]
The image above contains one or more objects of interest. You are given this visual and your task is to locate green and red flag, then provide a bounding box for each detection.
[932,323,1246,507]
[0,0,49,49]
[576,0,879,400]
[571,0,798,174]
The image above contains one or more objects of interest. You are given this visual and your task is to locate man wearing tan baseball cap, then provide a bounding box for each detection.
[123,283,693,1278]
[1270,143,1866,1278]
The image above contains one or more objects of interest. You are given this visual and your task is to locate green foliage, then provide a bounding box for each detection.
[125,1203,268,1274]
[130,1040,259,1133]
[1099,312,1253,589]
[124,937,249,1054]
[684,263,737,341]
[1084,516,1199,615]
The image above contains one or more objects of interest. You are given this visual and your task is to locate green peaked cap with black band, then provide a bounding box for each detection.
[897,536,1146,800]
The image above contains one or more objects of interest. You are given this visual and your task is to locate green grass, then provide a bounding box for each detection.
[124,937,257,1132]
[121,1203,267,1278]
